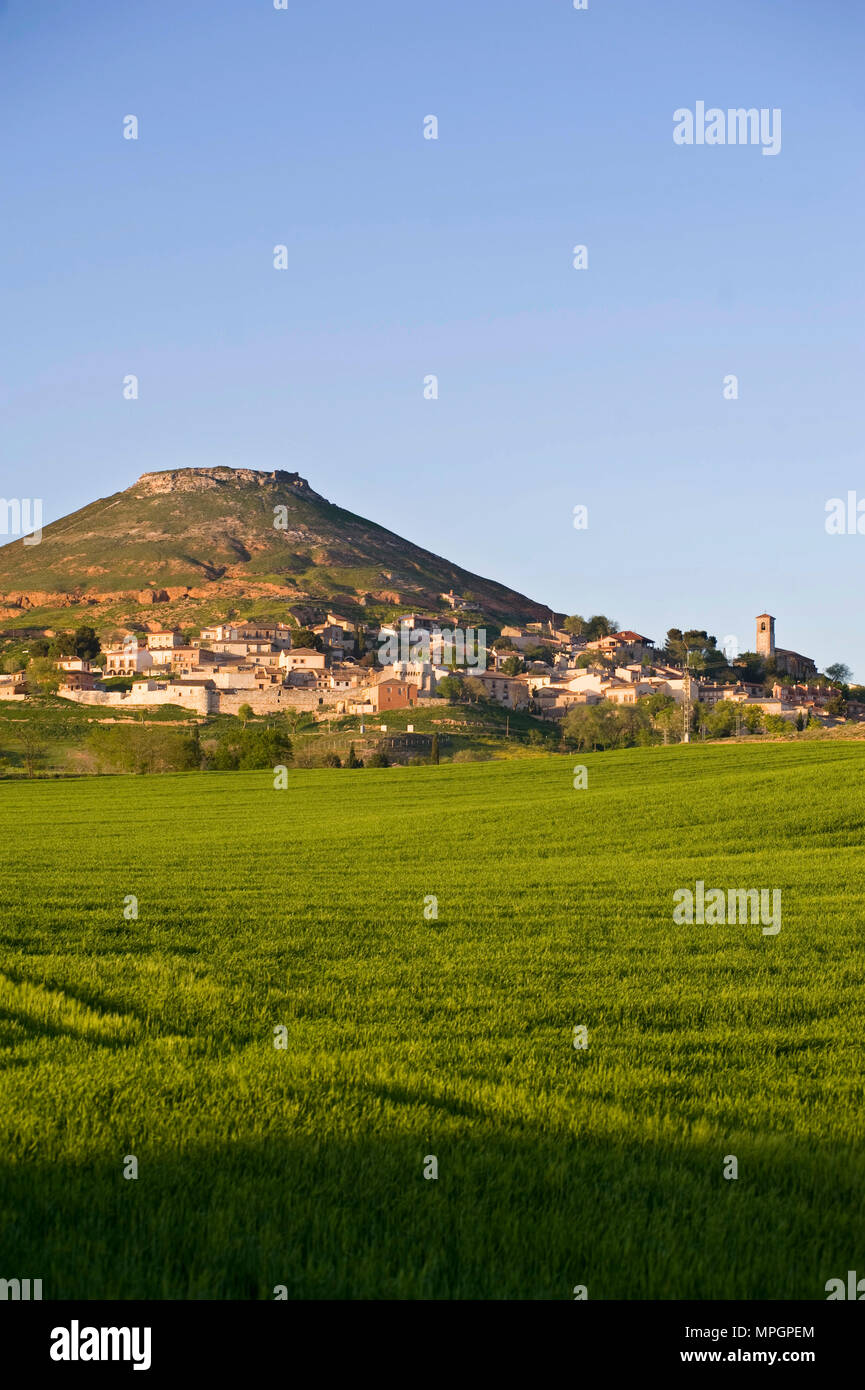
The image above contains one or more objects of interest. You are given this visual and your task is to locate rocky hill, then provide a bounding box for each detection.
[0,467,558,632]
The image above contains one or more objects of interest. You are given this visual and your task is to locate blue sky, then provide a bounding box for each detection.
[1,1,863,673]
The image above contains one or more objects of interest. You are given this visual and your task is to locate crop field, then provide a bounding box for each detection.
[0,741,863,1300]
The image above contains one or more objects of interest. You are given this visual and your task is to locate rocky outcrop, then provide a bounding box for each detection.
[134,467,325,502]
[1,589,128,609]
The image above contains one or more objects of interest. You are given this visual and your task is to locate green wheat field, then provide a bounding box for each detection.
[1,741,863,1299]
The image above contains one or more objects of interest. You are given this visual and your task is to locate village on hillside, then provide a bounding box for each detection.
[0,599,860,736]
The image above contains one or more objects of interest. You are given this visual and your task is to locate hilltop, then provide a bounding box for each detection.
[0,467,557,633]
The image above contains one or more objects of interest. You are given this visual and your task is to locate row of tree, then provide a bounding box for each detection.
[80,721,296,774]
[560,695,805,751]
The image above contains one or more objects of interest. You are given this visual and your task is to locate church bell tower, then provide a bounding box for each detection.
[755,613,775,660]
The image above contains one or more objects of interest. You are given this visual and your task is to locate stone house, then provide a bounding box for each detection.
[313,623,354,657]
[59,668,100,692]
[148,645,208,670]
[199,623,240,642]
[146,628,184,650]
[533,685,597,717]
[467,673,529,709]
[278,647,326,673]
[208,638,277,659]
[236,621,292,645]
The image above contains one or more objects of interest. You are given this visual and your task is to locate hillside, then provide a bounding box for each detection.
[0,467,557,632]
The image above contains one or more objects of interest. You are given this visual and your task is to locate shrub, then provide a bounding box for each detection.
[208,724,292,771]
[763,714,790,735]
[25,657,62,695]
[86,724,202,774]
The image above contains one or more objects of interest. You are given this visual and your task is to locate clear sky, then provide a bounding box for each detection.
[1,1,863,674]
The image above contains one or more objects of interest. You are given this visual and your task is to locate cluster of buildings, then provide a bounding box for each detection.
[35,612,430,717]
[3,607,856,728]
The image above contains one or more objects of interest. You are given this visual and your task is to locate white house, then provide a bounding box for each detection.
[103,646,154,676]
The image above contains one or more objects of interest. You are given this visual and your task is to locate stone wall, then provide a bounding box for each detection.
[215,686,328,716]
[59,686,216,715]
[57,682,341,718]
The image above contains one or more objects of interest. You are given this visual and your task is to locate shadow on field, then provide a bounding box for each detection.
[0,1131,861,1300]
[0,1009,122,1052]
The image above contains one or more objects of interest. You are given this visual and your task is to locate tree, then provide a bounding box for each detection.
[87,724,203,775]
[40,625,102,661]
[523,645,554,665]
[464,677,490,704]
[742,704,763,734]
[366,750,389,768]
[437,674,466,704]
[639,691,677,743]
[795,712,805,732]
[763,713,789,734]
[346,743,363,768]
[644,691,675,718]
[500,655,524,676]
[25,657,62,694]
[17,723,48,777]
[663,628,725,672]
[237,702,253,729]
[563,615,586,636]
[323,752,342,767]
[293,628,323,652]
[683,650,707,676]
[48,632,78,658]
[430,734,440,764]
[280,708,314,734]
[72,625,100,661]
[825,663,852,685]
[691,699,709,738]
[705,700,739,738]
[615,703,653,747]
[734,651,766,684]
[562,702,620,751]
[651,701,681,745]
[584,615,618,641]
[208,723,291,771]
